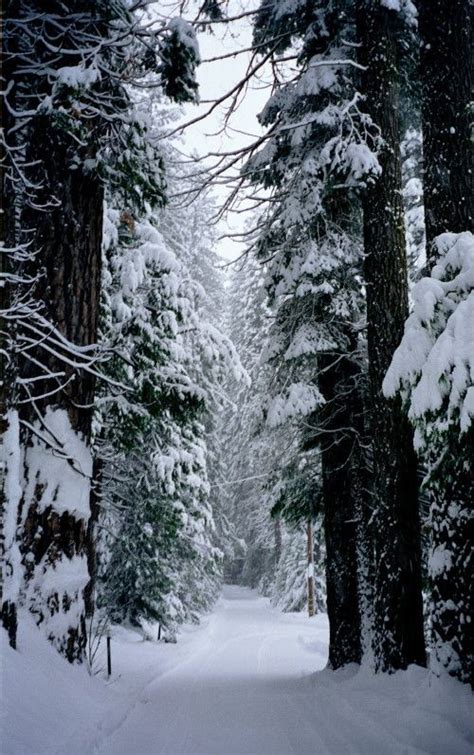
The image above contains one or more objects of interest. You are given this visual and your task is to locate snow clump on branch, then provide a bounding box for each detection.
[383,231,474,446]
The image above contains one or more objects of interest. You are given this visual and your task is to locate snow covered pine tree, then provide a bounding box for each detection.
[1,0,200,660]
[245,0,385,669]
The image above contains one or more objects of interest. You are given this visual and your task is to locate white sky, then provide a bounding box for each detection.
[177,10,269,262]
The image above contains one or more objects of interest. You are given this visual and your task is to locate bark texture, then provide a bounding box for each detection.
[428,435,474,687]
[319,350,362,669]
[357,1,425,671]
[20,116,103,432]
[1,3,23,646]
[16,116,103,661]
[417,0,473,249]
[306,519,315,617]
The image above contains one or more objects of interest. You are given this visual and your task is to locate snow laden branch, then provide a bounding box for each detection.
[384,231,474,445]
[384,230,474,685]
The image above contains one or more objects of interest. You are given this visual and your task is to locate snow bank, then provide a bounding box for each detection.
[1,613,201,755]
[1,616,110,755]
[310,664,473,755]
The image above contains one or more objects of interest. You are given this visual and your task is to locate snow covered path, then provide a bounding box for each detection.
[94,586,472,755]
[97,585,329,755]
[3,586,473,755]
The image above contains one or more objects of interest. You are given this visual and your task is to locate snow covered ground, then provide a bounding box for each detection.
[2,586,473,755]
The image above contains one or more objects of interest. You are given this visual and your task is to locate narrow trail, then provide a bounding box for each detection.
[93,586,470,755]
[96,586,330,755]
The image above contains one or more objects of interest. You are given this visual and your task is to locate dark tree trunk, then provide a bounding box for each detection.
[356,1,426,672]
[417,0,473,248]
[319,351,362,669]
[1,5,22,647]
[350,370,374,659]
[20,116,103,433]
[428,433,474,687]
[10,109,104,660]
[306,518,315,617]
[417,1,473,687]
[274,516,282,566]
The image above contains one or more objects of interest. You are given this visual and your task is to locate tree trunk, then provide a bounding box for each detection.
[1,0,21,647]
[306,518,315,617]
[356,1,426,672]
[417,1,473,686]
[274,516,282,566]
[1,142,22,639]
[351,374,374,663]
[15,114,103,661]
[319,351,362,669]
[417,0,473,248]
[428,436,474,687]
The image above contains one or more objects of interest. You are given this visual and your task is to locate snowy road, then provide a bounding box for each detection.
[97,586,329,755]
[3,586,473,755]
[94,586,473,755]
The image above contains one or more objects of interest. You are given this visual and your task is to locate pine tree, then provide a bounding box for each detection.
[246,0,380,667]
[222,253,277,590]
[96,171,242,637]
[272,523,326,614]
[384,231,474,686]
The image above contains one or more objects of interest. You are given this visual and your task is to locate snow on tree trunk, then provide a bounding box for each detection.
[1,35,21,647]
[20,410,93,660]
[1,411,22,647]
[15,122,103,661]
[357,0,426,672]
[348,370,375,664]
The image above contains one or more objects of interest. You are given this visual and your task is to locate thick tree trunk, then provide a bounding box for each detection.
[356,1,425,672]
[417,1,473,687]
[20,117,103,432]
[417,0,473,247]
[428,437,474,686]
[306,518,315,617]
[351,374,374,662]
[319,351,362,669]
[1,8,23,647]
[15,117,103,662]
